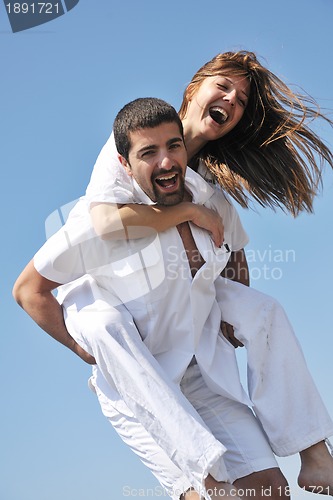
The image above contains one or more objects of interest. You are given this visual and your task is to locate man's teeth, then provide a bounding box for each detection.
[155,173,177,187]
[158,174,176,180]
[209,107,228,125]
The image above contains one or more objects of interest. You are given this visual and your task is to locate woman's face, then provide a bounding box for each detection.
[184,74,250,142]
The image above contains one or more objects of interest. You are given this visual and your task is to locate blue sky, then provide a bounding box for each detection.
[1,1,333,498]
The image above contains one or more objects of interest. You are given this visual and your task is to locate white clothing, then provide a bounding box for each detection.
[83,133,333,456]
[63,280,278,498]
[214,277,333,455]
[62,278,228,495]
[33,132,333,495]
[93,362,278,499]
[85,131,136,206]
[86,172,249,397]
[36,166,249,399]
[35,166,253,496]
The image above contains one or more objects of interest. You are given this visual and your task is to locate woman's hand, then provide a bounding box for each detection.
[190,204,224,247]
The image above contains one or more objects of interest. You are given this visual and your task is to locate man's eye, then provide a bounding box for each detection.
[141,150,154,158]
[169,143,181,150]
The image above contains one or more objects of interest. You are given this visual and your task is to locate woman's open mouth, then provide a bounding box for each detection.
[209,106,228,125]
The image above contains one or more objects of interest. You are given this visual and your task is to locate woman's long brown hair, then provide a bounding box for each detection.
[179,51,333,215]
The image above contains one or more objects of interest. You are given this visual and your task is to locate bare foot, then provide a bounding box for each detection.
[298,440,333,496]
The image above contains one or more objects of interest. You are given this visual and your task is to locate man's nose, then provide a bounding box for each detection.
[157,153,173,170]
[223,89,237,106]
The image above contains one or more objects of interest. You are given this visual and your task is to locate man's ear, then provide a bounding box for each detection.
[118,154,132,176]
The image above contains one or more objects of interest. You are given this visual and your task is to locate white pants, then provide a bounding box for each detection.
[59,275,333,495]
[91,363,277,499]
[215,277,333,456]
[61,276,228,497]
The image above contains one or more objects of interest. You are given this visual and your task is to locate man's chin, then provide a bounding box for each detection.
[155,192,184,206]
[153,183,185,206]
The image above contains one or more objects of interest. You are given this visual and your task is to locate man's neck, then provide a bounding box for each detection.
[182,189,192,202]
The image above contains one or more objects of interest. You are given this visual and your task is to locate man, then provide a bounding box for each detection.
[13,98,333,499]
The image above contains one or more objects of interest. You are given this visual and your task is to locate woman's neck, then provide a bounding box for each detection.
[182,121,207,163]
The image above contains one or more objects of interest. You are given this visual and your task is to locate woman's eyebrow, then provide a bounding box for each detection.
[224,77,249,98]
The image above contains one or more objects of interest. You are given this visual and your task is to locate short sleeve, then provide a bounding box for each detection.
[34,227,87,284]
[85,132,135,206]
[34,200,101,284]
[208,191,249,252]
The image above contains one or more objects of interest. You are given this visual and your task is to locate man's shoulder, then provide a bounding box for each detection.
[185,167,216,203]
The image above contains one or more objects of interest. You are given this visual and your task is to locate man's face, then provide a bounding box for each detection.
[121,122,187,206]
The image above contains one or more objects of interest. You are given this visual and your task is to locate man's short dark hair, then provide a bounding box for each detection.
[113,97,184,161]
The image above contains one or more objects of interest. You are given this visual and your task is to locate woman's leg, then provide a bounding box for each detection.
[94,362,288,500]
[59,276,226,495]
[180,364,289,500]
[215,277,333,493]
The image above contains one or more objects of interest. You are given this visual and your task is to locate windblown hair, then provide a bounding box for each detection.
[114,97,184,161]
[179,51,333,215]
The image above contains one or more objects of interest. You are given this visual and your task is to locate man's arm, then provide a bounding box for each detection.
[13,260,96,364]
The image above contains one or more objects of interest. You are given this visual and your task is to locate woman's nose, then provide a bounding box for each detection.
[223,88,237,106]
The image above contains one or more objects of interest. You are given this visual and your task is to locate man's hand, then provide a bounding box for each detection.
[221,321,244,348]
[190,204,224,247]
[72,341,96,365]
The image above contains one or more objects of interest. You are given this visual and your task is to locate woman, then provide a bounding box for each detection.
[15,51,333,499]
[88,50,333,241]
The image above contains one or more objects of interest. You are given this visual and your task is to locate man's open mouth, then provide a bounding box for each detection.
[155,173,178,189]
[209,106,228,125]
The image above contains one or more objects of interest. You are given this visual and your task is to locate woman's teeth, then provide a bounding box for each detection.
[209,107,228,125]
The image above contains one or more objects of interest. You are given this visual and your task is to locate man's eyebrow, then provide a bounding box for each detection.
[137,144,157,154]
[225,77,249,98]
[167,137,183,146]
[137,137,183,154]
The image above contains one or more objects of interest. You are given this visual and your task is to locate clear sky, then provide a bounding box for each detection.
[1,1,333,499]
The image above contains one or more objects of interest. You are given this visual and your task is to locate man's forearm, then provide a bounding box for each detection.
[13,260,95,364]
[19,287,76,350]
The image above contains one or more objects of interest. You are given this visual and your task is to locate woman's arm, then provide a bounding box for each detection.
[221,249,250,287]
[220,249,249,348]
[90,201,225,247]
